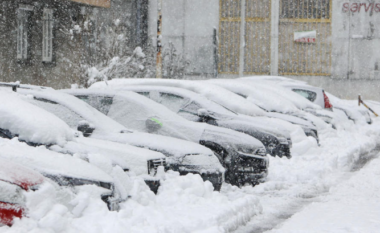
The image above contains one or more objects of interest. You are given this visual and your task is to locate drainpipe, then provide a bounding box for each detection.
[271,0,279,76]
[239,0,246,77]
[156,0,163,79]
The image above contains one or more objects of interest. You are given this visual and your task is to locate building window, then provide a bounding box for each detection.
[42,8,54,63]
[17,6,32,61]
[281,0,330,19]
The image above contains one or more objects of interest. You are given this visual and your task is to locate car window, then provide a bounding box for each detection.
[157,93,188,112]
[292,89,317,102]
[76,95,113,115]
[27,98,85,128]
[137,92,150,98]
[182,101,202,114]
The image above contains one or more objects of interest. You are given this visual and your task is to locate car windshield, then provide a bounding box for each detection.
[292,89,317,102]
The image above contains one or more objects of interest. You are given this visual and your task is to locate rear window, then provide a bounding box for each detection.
[292,89,317,102]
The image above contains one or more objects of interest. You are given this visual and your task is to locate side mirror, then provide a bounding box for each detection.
[77,121,95,137]
[197,108,209,117]
[146,117,162,133]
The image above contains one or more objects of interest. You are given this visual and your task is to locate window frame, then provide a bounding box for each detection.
[16,5,33,62]
[42,8,54,63]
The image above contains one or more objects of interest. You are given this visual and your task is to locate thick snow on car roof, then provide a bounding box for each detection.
[17,88,126,133]
[0,158,44,190]
[0,90,73,146]
[209,79,320,112]
[98,85,293,138]
[64,89,265,149]
[107,85,238,116]
[90,79,266,116]
[0,138,113,183]
[205,79,300,113]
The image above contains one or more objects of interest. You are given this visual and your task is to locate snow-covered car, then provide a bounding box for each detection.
[90,79,319,142]
[0,158,44,226]
[276,81,372,125]
[12,86,225,190]
[280,83,333,111]
[0,137,117,211]
[0,89,164,205]
[236,77,336,126]
[62,89,269,186]
[326,92,372,125]
[104,85,292,158]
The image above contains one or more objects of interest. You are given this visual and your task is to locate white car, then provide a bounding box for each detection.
[99,85,292,158]
[12,85,225,190]
[63,88,269,187]
[90,78,320,141]
[0,88,165,202]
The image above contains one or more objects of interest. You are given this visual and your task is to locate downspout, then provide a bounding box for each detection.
[239,0,246,77]
[156,0,163,79]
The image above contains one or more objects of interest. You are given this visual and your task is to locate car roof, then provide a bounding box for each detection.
[0,158,44,190]
[90,79,266,117]
[107,85,238,116]
[17,87,127,134]
[0,89,74,146]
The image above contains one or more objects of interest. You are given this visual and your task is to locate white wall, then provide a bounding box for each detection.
[148,0,380,100]
[332,0,380,80]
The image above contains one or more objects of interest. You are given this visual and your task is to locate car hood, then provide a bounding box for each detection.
[0,158,44,190]
[265,112,317,130]
[90,130,216,158]
[201,124,265,150]
[217,114,291,139]
[52,137,166,176]
[0,138,113,184]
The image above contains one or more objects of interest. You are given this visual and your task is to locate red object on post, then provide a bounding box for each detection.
[323,91,333,109]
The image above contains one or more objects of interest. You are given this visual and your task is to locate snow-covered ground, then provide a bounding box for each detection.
[1,107,380,232]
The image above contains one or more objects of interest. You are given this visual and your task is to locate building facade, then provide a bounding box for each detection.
[0,0,147,88]
[148,0,380,99]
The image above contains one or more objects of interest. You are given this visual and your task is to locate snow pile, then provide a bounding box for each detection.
[0,90,73,146]
[235,118,380,232]
[3,171,262,233]
[0,138,113,184]
[267,151,380,233]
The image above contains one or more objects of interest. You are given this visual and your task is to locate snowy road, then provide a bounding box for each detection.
[235,145,380,233]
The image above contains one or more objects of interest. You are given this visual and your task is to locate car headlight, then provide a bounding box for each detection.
[238,147,255,154]
[238,147,266,157]
[278,137,288,144]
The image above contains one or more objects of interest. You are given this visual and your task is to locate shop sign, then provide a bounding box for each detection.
[294,31,316,43]
[342,3,380,13]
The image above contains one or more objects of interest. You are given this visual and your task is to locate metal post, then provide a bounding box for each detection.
[239,0,246,77]
[156,0,163,79]
[213,28,218,78]
[271,0,279,76]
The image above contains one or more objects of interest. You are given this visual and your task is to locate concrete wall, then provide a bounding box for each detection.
[149,0,380,101]
[332,0,380,80]
[0,0,136,89]
[148,0,219,76]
